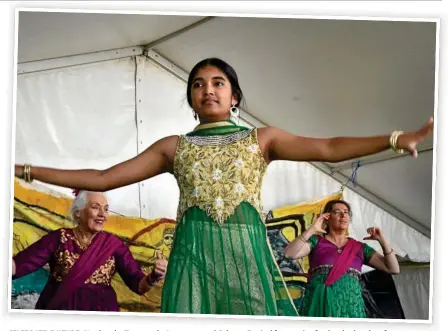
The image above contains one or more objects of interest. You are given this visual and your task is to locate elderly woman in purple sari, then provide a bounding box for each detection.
[11,190,168,312]
[285,199,400,318]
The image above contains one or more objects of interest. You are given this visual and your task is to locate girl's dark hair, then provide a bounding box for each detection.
[323,199,352,215]
[186,58,244,109]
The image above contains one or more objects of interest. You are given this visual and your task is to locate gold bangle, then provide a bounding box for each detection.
[389,131,404,154]
[25,164,30,182]
[23,164,28,181]
[23,164,33,183]
[390,131,400,150]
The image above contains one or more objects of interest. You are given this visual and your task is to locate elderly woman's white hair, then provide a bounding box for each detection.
[69,190,107,224]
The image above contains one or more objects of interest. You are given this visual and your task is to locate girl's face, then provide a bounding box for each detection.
[190,65,238,122]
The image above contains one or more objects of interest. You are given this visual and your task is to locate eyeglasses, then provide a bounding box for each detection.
[331,210,352,217]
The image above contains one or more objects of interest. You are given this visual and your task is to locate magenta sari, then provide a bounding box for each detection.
[13,228,146,311]
[46,231,121,309]
[324,238,363,286]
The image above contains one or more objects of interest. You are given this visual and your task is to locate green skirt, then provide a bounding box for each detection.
[300,270,366,318]
[161,203,298,316]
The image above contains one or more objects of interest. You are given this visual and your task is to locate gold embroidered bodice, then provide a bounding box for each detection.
[53,229,116,286]
[173,129,268,224]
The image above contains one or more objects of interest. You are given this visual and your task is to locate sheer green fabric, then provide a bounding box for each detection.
[160,120,298,316]
[162,203,297,315]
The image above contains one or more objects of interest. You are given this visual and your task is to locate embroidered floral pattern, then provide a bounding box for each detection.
[52,230,116,285]
[215,197,224,209]
[235,183,245,194]
[234,158,244,169]
[212,169,223,181]
[60,228,72,244]
[193,187,200,198]
[85,256,116,286]
[248,144,258,153]
[61,228,90,251]
[53,249,80,281]
[193,162,200,172]
[173,129,267,224]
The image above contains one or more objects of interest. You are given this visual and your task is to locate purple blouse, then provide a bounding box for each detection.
[308,235,376,272]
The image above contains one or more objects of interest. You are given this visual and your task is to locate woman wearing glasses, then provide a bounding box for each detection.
[284,199,400,318]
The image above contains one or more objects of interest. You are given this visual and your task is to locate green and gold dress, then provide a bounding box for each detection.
[160,120,298,316]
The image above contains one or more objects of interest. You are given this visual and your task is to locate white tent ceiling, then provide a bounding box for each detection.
[16,11,437,238]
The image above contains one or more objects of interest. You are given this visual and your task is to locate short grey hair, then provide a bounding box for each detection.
[70,191,90,224]
[69,191,108,224]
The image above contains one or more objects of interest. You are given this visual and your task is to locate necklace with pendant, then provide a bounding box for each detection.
[326,235,345,254]
[73,227,93,250]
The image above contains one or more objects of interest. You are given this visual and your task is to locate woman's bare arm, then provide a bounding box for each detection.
[284,213,328,259]
[15,135,178,191]
[258,117,433,164]
[364,227,400,274]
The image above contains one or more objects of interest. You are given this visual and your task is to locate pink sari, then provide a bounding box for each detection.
[324,238,363,286]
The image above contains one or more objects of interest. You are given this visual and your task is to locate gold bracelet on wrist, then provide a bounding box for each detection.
[23,164,33,183]
[389,131,404,154]
[22,164,28,180]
